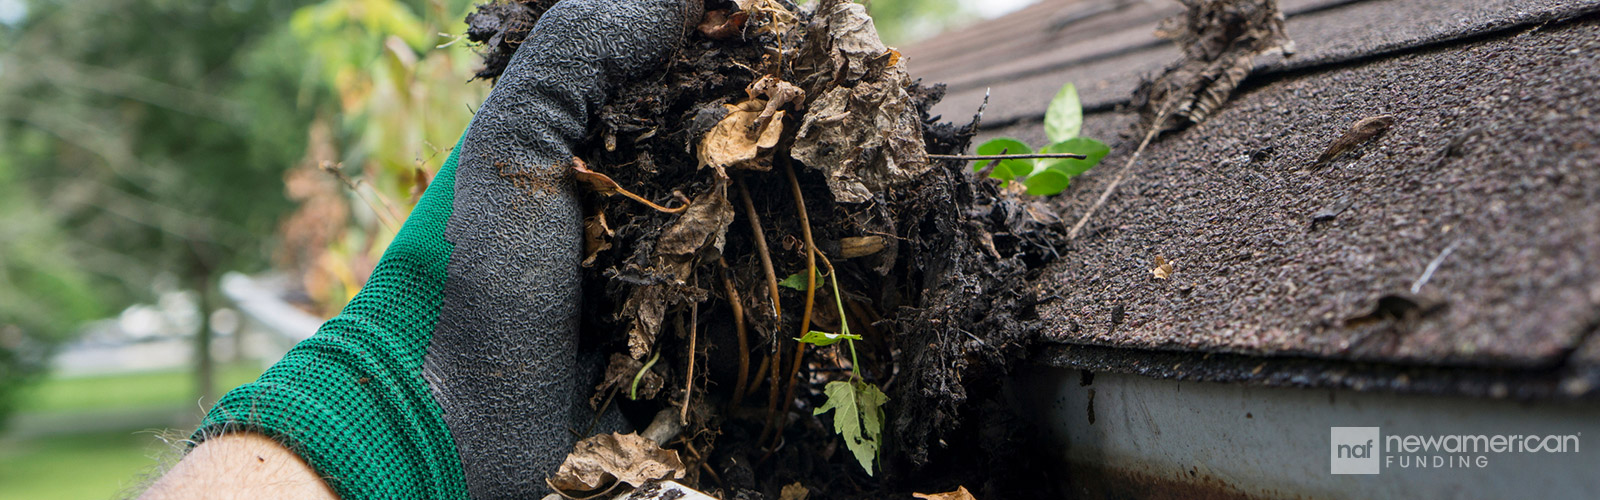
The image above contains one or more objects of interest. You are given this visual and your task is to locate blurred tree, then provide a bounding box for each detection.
[0,0,328,426]
[858,0,968,44]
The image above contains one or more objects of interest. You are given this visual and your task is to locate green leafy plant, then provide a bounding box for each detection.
[787,267,888,475]
[974,83,1110,195]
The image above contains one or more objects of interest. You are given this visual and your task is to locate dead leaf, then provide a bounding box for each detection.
[624,180,734,359]
[1133,0,1294,130]
[583,210,613,267]
[1315,115,1396,165]
[913,486,977,500]
[747,75,806,135]
[572,157,622,195]
[792,2,928,203]
[623,285,671,360]
[698,9,748,39]
[656,181,734,258]
[839,236,886,258]
[1152,255,1173,280]
[779,482,810,500]
[698,99,785,171]
[549,433,686,493]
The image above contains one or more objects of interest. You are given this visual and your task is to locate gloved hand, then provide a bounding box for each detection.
[195,1,701,498]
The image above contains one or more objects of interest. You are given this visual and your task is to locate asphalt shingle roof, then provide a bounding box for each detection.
[902,0,1600,393]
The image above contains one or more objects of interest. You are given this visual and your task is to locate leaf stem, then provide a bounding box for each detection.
[630,350,660,401]
[928,152,1087,161]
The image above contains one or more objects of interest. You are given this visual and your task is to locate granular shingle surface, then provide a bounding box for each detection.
[904,0,1600,374]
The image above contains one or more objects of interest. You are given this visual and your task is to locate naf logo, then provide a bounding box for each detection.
[1331,427,1381,474]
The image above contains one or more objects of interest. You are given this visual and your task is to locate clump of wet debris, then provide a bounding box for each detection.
[466,0,1069,497]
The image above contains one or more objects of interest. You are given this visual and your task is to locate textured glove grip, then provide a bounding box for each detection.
[424,1,697,497]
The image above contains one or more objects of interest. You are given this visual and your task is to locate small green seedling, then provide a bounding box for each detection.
[975,83,1110,195]
[787,267,888,476]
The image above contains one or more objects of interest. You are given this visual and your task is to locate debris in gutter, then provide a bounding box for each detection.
[1071,0,1295,239]
[1309,195,1354,231]
[1152,255,1174,280]
[1315,115,1397,166]
[1133,0,1295,132]
[1343,293,1447,328]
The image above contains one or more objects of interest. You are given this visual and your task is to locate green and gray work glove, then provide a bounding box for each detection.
[194,1,700,498]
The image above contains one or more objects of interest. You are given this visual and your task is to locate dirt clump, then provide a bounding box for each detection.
[469,1,1068,497]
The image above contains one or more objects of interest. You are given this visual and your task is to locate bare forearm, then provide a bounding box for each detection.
[141,432,337,500]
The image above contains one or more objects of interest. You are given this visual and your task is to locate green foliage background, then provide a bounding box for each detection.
[0,0,972,428]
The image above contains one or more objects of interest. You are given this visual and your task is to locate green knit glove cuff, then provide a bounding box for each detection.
[195,140,468,500]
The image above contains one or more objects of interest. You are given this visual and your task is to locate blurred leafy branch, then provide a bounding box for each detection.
[0,0,484,427]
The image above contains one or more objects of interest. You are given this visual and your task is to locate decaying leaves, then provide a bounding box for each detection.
[697,76,804,172]
[1133,0,1294,130]
[1152,255,1173,280]
[697,9,749,40]
[779,482,810,500]
[792,0,929,203]
[573,157,623,195]
[1315,115,1396,165]
[698,100,786,171]
[913,486,978,500]
[623,181,734,359]
[583,210,613,267]
[549,432,687,493]
[839,235,887,259]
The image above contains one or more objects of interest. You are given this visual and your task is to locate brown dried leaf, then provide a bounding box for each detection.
[791,2,928,203]
[747,75,806,134]
[779,482,810,500]
[1315,115,1396,165]
[623,285,670,360]
[572,157,621,195]
[1134,0,1294,130]
[913,486,977,500]
[697,9,748,39]
[550,433,686,493]
[583,210,613,267]
[839,236,886,259]
[1152,255,1174,280]
[656,181,735,258]
[698,100,785,171]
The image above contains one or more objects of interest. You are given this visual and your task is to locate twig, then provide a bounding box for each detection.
[322,161,401,232]
[769,158,818,451]
[615,186,690,214]
[682,274,700,424]
[1068,106,1174,240]
[735,174,782,320]
[928,153,1087,161]
[1411,240,1461,294]
[747,354,770,397]
[722,267,752,410]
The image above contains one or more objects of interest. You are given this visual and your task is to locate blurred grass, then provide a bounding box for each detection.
[0,430,172,499]
[0,365,266,499]
[17,364,264,414]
